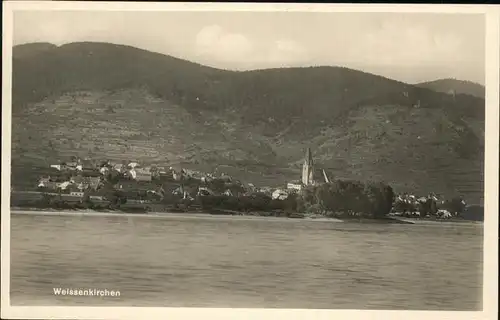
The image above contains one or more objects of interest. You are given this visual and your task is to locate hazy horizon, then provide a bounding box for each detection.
[13,11,485,85]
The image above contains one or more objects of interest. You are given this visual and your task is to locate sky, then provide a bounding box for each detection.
[12,10,485,84]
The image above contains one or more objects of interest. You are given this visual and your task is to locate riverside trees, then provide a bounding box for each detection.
[298,180,395,218]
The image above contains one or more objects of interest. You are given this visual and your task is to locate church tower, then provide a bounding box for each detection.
[302,148,314,186]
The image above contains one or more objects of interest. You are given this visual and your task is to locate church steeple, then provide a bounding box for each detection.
[302,148,314,186]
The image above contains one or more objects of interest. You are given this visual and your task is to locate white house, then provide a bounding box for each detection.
[50,164,62,171]
[57,181,71,190]
[128,162,140,169]
[197,187,215,196]
[438,209,452,219]
[287,181,303,191]
[99,166,109,175]
[272,189,289,200]
[128,169,137,180]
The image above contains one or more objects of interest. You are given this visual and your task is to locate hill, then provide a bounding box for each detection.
[416,78,485,99]
[10,42,485,203]
[12,42,58,60]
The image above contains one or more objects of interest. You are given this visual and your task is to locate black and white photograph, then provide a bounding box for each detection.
[1,2,498,320]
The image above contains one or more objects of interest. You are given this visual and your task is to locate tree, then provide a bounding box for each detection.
[101,183,126,209]
[81,190,94,209]
[105,170,123,185]
[443,197,467,216]
[299,179,394,218]
[417,197,438,217]
[429,198,438,215]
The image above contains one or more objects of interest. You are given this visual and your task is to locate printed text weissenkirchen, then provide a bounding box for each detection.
[53,288,121,297]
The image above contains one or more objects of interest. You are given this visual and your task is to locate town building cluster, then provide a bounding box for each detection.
[33,149,465,218]
[37,148,325,202]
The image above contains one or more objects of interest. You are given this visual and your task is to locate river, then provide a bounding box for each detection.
[9,211,483,310]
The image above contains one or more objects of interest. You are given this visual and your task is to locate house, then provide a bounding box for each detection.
[128,162,140,169]
[155,167,171,180]
[287,180,303,191]
[148,166,159,177]
[135,169,152,182]
[98,160,111,168]
[66,161,78,170]
[170,186,192,199]
[258,187,272,196]
[197,186,215,196]
[124,169,134,180]
[183,169,204,180]
[219,174,232,183]
[170,166,184,181]
[99,166,109,175]
[437,209,452,219]
[70,176,91,190]
[80,159,96,170]
[88,177,101,190]
[172,186,184,196]
[157,166,168,174]
[50,164,62,171]
[113,163,125,173]
[57,181,72,191]
[272,189,289,200]
[38,177,58,189]
[128,168,152,182]
[156,185,166,198]
[241,183,257,194]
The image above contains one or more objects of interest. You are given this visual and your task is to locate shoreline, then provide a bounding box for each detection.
[9,207,482,225]
[8,207,410,224]
[9,208,345,223]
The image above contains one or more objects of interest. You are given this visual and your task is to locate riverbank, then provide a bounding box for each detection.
[394,217,484,225]
[11,207,485,225]
[9,208,347,223]
[9,207,410,223]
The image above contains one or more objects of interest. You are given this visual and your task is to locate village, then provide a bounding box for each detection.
[11,148,475,220]
[28,148,318,205]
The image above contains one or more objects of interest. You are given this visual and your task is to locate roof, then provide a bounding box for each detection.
[71,176,87,184]
[38,181,58,188]
[81,159,94,165]
[87,177,101,189]
[169,165,183,172]
[39,177,51,183]
[135,168,152,175]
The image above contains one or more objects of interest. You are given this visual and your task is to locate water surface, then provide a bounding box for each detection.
[10,211,483,310]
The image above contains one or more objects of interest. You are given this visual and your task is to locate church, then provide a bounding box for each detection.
[287,148,330,191]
